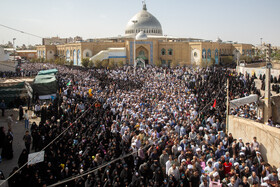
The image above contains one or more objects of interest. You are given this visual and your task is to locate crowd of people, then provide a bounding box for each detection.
[0,63,279,187]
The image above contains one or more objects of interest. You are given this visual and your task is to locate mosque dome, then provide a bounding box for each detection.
[125,3,163,36]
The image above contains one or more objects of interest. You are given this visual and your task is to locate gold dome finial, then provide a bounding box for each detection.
[142,1,147,11]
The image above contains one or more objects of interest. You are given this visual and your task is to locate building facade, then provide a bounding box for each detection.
[36,3,252,67]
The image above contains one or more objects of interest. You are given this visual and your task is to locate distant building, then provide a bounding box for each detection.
[36,3,252,66]
[42,36,83,45]
[0,46,10,61]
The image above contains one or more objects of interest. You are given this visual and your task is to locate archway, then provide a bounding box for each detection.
[136,46,149,65]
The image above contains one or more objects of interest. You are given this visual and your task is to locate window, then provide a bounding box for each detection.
[168,49,173,55]
[194,52,197,57]
[49,51,52,54]
[86,52,90,57]
[161,48,166,55]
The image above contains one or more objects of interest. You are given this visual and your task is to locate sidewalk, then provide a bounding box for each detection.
[0,108,40,178]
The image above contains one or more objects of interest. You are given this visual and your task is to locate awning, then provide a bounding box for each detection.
[38,69,58,75]
[230,94,259,108]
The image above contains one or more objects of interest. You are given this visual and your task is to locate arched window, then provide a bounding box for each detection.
[161,48,166,55]
[194,52,197,57]
[86,52,90,57]
[168,49,173,55]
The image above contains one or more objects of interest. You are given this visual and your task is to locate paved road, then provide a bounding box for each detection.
[0,108,39,179]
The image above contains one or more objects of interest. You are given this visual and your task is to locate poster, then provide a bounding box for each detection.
[28,151,45,165]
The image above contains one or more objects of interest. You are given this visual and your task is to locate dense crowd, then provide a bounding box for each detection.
[1,63,280,187]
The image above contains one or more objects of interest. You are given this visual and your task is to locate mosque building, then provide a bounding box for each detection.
[36,2,252,67]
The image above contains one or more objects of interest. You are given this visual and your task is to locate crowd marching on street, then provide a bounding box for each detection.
[0,62,279,187]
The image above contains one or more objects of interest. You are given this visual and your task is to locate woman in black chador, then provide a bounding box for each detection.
[1,129,13,159]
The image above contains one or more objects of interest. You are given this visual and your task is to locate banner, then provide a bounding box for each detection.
[28,151,45,165]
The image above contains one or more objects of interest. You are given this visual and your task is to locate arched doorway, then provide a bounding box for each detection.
[136,46,149,65]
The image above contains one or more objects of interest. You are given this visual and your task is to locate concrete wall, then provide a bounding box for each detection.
[0,61,16,72]
[272,63,280,70]
[237,66,280,77]
[271,95,280,123]
[228,115,280,168]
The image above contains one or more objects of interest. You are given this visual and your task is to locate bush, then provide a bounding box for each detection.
[154,60,162,67]
[101,60,109,68]
[94,60,102,68]
[240,55,252,63]
[171,61,179,68]
[81,58,90,68]
[222,56,233,64]
[89,60,94,68]
[117,61,124,68]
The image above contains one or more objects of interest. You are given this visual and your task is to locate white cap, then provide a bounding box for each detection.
[239,138,242,140]
[213,172,219,177]
[256,151,261,154]
[132,142,136,146]
[196,148,201,152]
[240,152,245,156]
[263,177,269,181]
[181,159,186,162]
[199,127,203,131]
[234,162,239,166]
[241,147,246,151]
[261,182,268,186]
[178,146,182,151]
[187,165,193,169]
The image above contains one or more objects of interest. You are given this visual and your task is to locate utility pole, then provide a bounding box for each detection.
[264,44,272,123]
[13,38,16,65]
[226,78,229,134]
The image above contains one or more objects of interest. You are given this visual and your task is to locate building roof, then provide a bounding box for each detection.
[125,2,163,36]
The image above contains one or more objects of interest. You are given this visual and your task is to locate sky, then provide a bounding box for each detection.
[0,0,280,46]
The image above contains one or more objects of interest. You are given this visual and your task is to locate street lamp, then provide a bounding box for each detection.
[134,31,147,75]
[13,38,16,64]
[132,20,138,75]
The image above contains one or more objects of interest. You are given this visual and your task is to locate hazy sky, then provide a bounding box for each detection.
[0,0,279,46]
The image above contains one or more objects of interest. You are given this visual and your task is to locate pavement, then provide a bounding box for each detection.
[0,107,40,179]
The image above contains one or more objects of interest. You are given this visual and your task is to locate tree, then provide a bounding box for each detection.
[101,60,109,68]
[272,50,280,61]
[240,55,252,63]
[222,56,233,64]
[30,58,36,63]
[81,58,90,68]
[89,60,94,68]
[117,61,124,68]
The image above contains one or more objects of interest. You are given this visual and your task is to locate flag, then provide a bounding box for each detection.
[212,99,216,108]
[66,80,72,86]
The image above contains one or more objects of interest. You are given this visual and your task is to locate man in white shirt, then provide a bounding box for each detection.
[168,163,180,181]
[165,155,173,175]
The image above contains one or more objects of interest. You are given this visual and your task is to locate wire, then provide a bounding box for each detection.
[0,103,94,186]
[48,81,228,187]
[47,142,154,187]
[0,24,43,39]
